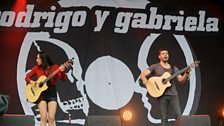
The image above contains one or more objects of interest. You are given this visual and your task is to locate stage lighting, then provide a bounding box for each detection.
[122,110,132,121]
[217,107,224,126]
[217,108,224,120]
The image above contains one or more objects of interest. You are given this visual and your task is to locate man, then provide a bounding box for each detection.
[140,48,190,126]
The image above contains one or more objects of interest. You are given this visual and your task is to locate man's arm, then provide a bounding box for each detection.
[176,69,190,84]
[140,69,151,86]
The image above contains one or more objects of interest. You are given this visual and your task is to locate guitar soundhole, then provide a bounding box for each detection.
[162,79,167,84]
[39,82,43,88]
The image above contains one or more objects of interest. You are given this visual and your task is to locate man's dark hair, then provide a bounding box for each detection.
[158,48,169,55]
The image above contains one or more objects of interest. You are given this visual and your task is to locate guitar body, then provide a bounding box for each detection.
[146,72,172,98]
[25,75,48,103]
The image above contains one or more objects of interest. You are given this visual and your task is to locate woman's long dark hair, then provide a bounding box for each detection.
[38,51,54,70]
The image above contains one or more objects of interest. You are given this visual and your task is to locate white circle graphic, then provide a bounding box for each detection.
[85,56,135,110]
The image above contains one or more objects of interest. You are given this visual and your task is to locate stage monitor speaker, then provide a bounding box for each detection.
[0,94,9,115]
[0,114,35,126]
[85,116,122,126]
[175,115,211,126]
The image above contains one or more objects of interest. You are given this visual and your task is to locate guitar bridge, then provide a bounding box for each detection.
[31,87,35,96]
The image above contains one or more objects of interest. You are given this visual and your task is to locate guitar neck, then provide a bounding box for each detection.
[40,59,73,84]
[166,65,190,82]
[42,68,61,84]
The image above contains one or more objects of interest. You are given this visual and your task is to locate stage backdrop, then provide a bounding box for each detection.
[0,0,223,126]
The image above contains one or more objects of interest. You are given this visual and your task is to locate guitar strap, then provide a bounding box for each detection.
[170,65,175,83]
[171,65,175,75]
[48,66,53,83]
[45,66,53,84]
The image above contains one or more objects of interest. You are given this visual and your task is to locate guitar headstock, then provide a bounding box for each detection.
[190,60,200,68]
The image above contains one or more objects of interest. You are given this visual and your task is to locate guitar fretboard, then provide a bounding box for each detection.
[166,66,190,82]
[42,68,61,84]
[165,61,200,82]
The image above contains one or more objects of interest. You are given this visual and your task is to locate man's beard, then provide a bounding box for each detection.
[162,57,168,62]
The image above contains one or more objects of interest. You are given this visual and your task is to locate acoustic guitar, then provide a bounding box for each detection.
[146,61,200,98]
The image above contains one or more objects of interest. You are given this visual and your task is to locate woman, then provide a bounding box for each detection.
[25,51,69,126]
